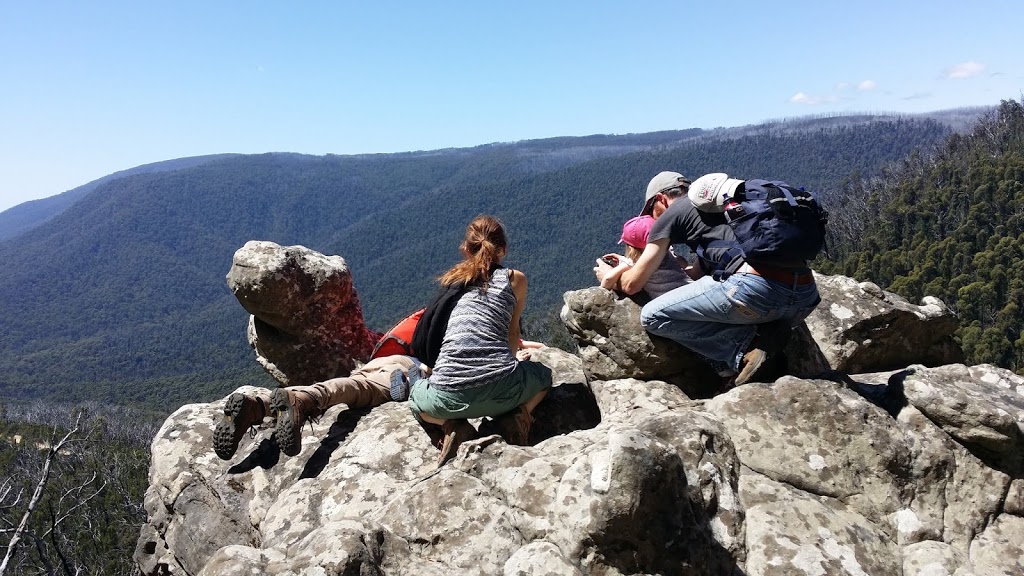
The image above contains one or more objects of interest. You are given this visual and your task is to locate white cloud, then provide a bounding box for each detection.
[835,82,850,91]
[790,92,823,105]
[945,61,985,79]
[790,92,840,105]
[857,80,877,91]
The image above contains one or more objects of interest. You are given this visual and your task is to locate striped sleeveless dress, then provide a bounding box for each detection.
[428,268,518,392]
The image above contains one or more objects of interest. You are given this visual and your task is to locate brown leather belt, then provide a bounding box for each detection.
[741,263,815,285]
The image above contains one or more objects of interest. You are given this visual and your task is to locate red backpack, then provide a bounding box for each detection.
[369,308,425,360]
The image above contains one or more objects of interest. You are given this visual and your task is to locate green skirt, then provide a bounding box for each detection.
[409,361,553,420]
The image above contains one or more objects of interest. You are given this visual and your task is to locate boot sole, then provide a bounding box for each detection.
[271,388,302,457]
[213,393,247,460]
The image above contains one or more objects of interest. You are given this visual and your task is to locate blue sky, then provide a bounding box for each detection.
[1,1,1022,211]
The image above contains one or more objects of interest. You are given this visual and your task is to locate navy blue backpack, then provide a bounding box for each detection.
[699,179,828,277]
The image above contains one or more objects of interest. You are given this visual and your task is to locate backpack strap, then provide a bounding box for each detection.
[411,282,468,368]
[695,241,745,281]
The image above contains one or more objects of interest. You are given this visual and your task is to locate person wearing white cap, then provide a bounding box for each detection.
[594,171,820,385]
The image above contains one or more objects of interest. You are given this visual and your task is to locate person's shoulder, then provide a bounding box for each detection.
[507,268,528,289]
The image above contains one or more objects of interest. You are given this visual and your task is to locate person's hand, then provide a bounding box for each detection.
[516,349,532,361]
[594,257,614,282]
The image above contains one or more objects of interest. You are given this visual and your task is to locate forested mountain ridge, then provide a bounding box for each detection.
[819,99,1024,372]
[0,113,970,412]
[0,154,238,242]
[0,108,985,243]
[0,130,703,244]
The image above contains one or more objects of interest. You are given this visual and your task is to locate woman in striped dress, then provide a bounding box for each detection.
[409,215,553,466]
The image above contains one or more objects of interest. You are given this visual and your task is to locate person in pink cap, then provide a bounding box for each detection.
[595,214,691,300]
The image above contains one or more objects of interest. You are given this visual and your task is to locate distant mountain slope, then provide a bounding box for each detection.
[0,114,966,411]
[0,106,988,243]
[0,155,239,241]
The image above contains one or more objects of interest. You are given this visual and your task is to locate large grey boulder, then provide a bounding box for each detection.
[899,363,1024,474]
[226,241,379,386]
[560,287,720,397]
[791,274,963,375]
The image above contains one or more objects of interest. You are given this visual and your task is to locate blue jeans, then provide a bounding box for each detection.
[640,273,820,372]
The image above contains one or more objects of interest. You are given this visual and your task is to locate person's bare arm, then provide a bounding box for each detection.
[615,239,669,295]
[508,269,528,353]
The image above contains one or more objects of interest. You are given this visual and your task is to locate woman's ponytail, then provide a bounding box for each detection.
[439,215,508,288]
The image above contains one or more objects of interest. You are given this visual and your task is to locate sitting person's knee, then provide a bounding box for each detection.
[640,304,661,329]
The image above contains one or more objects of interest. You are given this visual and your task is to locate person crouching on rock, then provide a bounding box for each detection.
[408,215,553,468]
[214,354,426,460]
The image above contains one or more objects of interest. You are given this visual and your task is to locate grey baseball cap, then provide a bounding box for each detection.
[642,171,690,215]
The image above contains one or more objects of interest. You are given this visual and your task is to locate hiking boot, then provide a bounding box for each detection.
[214,392,269,460]
[493,406,533,446]
[271,388,323,457]
[436,419,476,468]
[734,348,768,386]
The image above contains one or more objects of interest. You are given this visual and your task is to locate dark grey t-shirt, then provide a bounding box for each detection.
[648,199,734,273]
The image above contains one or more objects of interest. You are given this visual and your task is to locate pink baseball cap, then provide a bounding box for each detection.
[619,215,655,248]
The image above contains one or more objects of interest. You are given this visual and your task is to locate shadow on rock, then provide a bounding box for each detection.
[228,437,280,474]
[821,369,911,418]
[528,382,601,443]
[299,407,373,479]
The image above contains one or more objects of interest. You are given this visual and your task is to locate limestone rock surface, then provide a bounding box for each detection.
[136,356,1024,576]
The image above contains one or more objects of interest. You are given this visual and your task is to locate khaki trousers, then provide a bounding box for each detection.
[294,355,418,410]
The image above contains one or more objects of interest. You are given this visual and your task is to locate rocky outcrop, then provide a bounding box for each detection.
[562,272,964,393]
[135,349,742,576]
[137,247,1023,575]
[226,241,379,386]
[135,359,1024,575]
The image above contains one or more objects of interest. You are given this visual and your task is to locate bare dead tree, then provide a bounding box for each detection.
[0,413,85,576]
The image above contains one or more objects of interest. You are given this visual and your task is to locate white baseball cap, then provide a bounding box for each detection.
[688,173,744,213]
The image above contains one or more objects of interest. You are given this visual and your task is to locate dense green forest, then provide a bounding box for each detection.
[818,99,1024,372]
[0,113,974,412]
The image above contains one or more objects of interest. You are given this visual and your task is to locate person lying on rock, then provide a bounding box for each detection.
[593,171,819,386]
[407,215,553,468]
[596,213,693,302]
[214,354,426,460]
